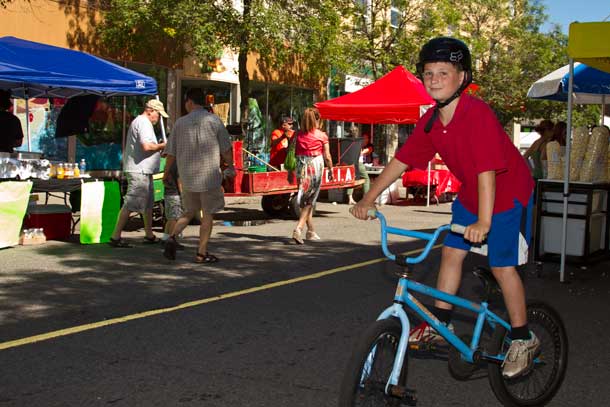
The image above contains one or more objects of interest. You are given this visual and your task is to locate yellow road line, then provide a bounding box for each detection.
[0,245,441,351]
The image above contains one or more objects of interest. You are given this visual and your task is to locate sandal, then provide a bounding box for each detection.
[108,238,132,248]
[292,228,304,245]
[195,252,219,264]
[143,235,160,244]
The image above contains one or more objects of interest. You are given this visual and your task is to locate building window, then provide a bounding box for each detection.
[354,0,370,31]
[390,1,401,29]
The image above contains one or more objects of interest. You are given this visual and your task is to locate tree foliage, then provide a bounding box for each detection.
[335,0,596,126]
[97,0,344,123]
[96,0,599,127]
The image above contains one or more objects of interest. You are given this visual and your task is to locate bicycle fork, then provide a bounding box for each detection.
[366,303,417,404]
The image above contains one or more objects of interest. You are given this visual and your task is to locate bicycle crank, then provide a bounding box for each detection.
[388,385,417,406]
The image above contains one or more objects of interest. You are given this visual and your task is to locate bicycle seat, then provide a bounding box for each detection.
[472,266,502,301]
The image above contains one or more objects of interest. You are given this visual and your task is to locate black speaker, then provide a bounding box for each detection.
[329,137,362,166]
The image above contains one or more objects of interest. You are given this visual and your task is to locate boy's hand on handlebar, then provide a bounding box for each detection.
[464,221,490,243]
[349,200,377,220]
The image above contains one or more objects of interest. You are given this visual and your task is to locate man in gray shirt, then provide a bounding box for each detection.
[109,99,168,248]
[163,88,234,263]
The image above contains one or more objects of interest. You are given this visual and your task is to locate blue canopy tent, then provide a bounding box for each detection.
[0,36,160,151]
[0,36,157,98]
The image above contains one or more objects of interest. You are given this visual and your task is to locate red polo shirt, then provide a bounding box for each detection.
[395,94,533,214]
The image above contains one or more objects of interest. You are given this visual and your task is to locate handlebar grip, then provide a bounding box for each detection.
[450,224,466,234]
[367,209,377,218]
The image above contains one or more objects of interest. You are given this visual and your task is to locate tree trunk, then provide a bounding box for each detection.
[239,49,249,130]
[239,0,252,133]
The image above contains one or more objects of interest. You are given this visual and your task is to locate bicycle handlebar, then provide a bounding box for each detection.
[371,210,450,266]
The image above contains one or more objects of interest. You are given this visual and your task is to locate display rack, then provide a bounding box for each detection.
[534,179,610,265]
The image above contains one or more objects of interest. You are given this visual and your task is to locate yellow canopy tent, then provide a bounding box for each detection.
[556,22,610,282]
[568,22,610,73]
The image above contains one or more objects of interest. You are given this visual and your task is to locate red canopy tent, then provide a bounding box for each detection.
[315,65,434,124]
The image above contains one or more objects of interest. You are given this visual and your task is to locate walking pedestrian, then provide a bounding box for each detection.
[291,107,334,244]
[162,88,235,263]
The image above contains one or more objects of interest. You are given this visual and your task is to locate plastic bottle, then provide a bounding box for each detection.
[65,163,74,178]
[57,163,65,179]
[35,228,46,244]
[79,159,87,176]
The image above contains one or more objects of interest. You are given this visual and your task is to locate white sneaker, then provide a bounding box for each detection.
[408,322,454,343]
[502,332,541,379]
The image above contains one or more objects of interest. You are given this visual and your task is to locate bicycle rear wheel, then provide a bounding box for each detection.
[338,318,409,407]
[488,302,568,406]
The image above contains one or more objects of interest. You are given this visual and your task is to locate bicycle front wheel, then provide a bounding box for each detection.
[338,318,408,407]
[488,302,568,406]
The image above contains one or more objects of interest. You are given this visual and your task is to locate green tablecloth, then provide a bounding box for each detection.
[0,181,32,248]
[80,180,120,244]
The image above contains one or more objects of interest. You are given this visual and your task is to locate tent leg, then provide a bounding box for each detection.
[156,94,167,143]
[560,59,576,283]
[427,161,431,207]
[25,93,31,152]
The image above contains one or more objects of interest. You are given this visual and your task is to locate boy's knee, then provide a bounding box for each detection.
[442,245,468,260]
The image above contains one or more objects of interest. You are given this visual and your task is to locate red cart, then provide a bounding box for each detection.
[224,141,364,217]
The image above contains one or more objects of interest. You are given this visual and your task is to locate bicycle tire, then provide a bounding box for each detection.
[338,318,409,407]
[487,302,568,406]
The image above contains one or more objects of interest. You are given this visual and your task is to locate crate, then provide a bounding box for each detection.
[542,190,606,215]
[540,213,606,256]
[23,204,72,241]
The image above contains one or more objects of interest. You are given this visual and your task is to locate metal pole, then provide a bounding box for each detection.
[559,59,575,283]
[25,90,31,152]
[426,161,431,207]
[156,94,167,143]
[122,96,127,152]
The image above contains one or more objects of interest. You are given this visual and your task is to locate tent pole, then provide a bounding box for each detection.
[25,91,31,152]
[156,94,167,143]
[560,59,575,283]
[427,161,431,207]
[122,96,127,153]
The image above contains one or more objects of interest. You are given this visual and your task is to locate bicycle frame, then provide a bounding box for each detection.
[369,211,511,394]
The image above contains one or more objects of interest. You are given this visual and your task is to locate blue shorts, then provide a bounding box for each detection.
[444,195,533,267]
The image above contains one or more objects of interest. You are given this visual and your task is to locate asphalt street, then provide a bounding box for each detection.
[0,198,609,406]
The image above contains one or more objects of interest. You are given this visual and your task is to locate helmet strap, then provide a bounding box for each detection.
[423,81,469,133]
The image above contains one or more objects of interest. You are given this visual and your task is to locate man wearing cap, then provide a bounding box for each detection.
[109,99,168,248]
[269,115,295,168]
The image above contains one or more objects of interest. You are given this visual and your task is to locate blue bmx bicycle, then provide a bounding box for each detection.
[338,211,568,406]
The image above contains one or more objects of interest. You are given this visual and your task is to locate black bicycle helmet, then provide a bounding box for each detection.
[416,37,473,132]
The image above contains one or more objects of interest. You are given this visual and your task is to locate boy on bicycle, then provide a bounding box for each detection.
[350,37,537,379]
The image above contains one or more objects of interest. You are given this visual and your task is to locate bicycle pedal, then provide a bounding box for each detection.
[401,388,418,406]
[408,342,437,352]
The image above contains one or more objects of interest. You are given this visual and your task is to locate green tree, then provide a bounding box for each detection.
[432,0,595,126]
[335,0,434,80]
[97,0,344,125]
